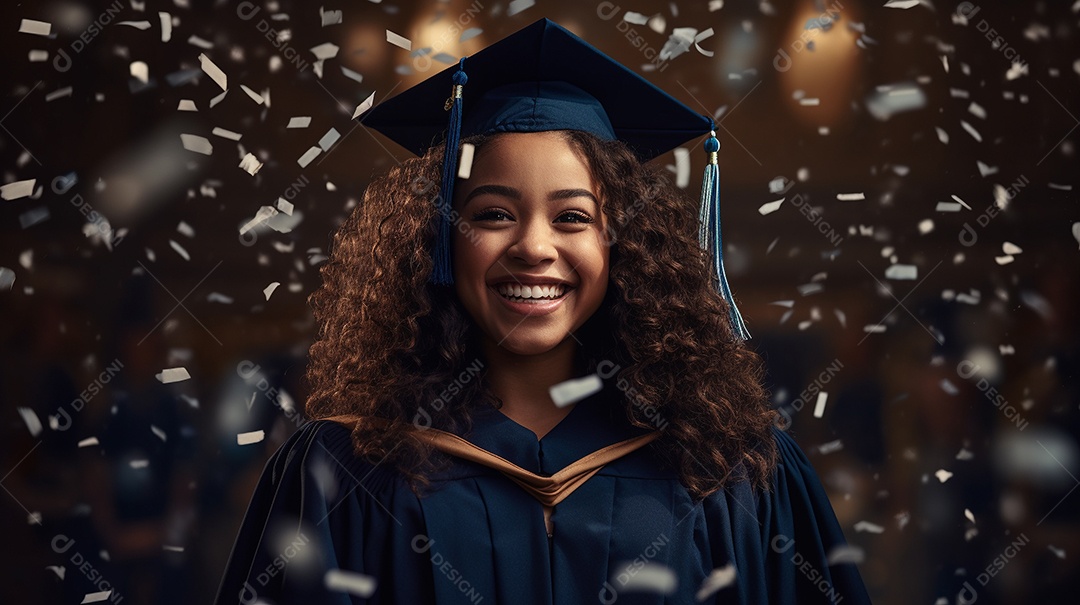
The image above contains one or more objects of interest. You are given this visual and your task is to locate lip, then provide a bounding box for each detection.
[489,284,571,317]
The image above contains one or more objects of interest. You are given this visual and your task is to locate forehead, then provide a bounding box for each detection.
[465,131,593,180]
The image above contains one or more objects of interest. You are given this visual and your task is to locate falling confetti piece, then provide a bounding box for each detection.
[964,509,975,523]
[853,521,884,533]
[28,49,48,62]
[320,7,343,26]
[169,239,190,260]
[208,292,234,304]
[287,116,311,128]
[613,562,677,594]
[160,11,172,42]
[695,563,736,600]
[117,20,152,30]
[151,425,167,442]
[826,544,865,564]
[18,407,42,437]
[884,264,917,280]
[264,282,281,300]
[1048,545,1066,559]
[812,392,828,418]
[78,437,100,448]
[341,66,364,83]
[131,61,149,84]
[994,255,1014,265]
[673,148,690,188]
[180,134,213,155]
[837,193,865,201]
[178,99,196,111]
[18,19,51,36]
[81,590,113,603]
[318,128,341,151]
[130,459,149,469]
[818,439,843,454]
[156,367,191,383]
[237,430,265,446]
[212,127,242,141]
[1072,223,1080,249]
[960,120,982,142]
[386,30,411,51]
[1002,242,1023,254]
[549,374,603,407]
[1,179,36,201]
[458,143,476,179]
[507,0,536,17]
[353,91,376,119]
[240,84,265,105]
[198,53,228,91]
[884,0,920,8]
[239,153,263,176]
[277,198,293,215]
[758,198,784,215]
[297,146,322,168]
[325,569,377,597]
[935,469,953,483]
[163,545,184,552]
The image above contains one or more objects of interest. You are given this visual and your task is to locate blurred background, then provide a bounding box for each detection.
[1,0,1077,603]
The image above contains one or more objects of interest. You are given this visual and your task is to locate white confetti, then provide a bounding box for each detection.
[240,84,265,105]
[673,147,690,188]
[885,264,917,280]
[386,30,411,50]
[884,0,920,7]
[1072,223,1080,249]
[758,198,784,215]
[156,367,191,383]
[1002,241,1022,254]
[287,116,311,128]
[318,128,341,151]
[352,91,376,120]
[264,282,281,300]
[935,127,949,144]
[995,255,1014,265]
[117,20,152,30]
[325,569,377,597]
[320,7,343,26]
[18,407,43,437]
[837,192,865,201]
[612,562,676,594]
[1,179,36,201]
[151,425,167,442]
[212,127,242,141]
[964,508,975,523]
[169,239,190,260]
[208,292,234,304]
[853,520,884,533]
[239,153,263,176]
[297,146,321,168]
[177,99,197,111]
[28,50,48,62]
[78,437,99,448]
[130,61,149,84]
[45,87,73,102]
[180,134,213,155]
[507,0,536,17]
[960,120,982,142]
[310,42,339,61]
[549,374,603,407]
[129,459,149,469]
[695,563,736,600]
[81,590,113,603]
[818,439,843,454]
[826,544,865,564]
[198,53,228,91]
[458,143,476,179]
[277,198,293,215]
[18,19,52,36]
[812,392,828,418]
[160,12,172,42]
[1048,545,1066,559]
[935,469,953,483]
[341,65,364,83]
[237,430,265,446]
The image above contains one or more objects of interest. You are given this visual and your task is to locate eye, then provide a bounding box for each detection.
[555,210,594,224]
[472,209,513,221]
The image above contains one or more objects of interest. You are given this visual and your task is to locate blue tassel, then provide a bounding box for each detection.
[432,57,468,286]
[698,129,751,340]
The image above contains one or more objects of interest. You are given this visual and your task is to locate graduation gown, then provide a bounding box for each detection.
[214,388,873,604]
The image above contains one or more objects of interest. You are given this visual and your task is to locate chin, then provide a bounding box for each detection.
[491,329,572,356]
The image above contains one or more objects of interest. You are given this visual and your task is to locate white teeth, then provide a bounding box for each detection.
[495,283,566,300]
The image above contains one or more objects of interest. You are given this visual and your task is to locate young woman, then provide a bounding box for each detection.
[215,18,872,605]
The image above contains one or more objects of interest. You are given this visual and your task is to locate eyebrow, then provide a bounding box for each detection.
[461,184,599,209]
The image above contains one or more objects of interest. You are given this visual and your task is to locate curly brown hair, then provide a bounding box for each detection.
[304,129,779,502]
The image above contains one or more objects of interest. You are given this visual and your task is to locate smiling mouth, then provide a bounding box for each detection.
[492,283,573,303]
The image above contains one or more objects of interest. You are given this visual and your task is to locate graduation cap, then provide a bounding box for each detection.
[360,17,749,339]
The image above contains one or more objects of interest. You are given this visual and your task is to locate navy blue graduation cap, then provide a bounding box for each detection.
[359,17,749,339]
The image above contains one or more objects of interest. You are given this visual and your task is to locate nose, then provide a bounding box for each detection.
[507,216,558,266]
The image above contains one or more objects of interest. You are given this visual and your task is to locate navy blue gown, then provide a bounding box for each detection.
[214,388,873,604]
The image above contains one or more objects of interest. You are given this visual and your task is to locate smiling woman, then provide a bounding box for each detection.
[214,17,872,605]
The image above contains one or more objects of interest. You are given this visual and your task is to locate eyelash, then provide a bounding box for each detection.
[472,209,594,224]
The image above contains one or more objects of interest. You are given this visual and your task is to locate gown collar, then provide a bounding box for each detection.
[459,385,654,476]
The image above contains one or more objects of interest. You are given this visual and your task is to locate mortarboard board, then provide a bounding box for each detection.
[359,17,749,339]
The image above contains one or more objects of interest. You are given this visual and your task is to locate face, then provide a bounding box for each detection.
[452,131,610,356]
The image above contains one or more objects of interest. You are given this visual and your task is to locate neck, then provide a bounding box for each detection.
[480,335,581,439]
